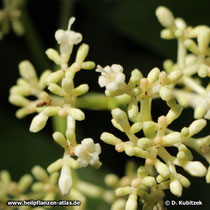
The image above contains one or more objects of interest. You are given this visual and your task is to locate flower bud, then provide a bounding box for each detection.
[81,61,95,70]
[105,174,119,187]
[125,193,137,210]
[180,160,207,177]
[32,166,48,182]
[100,132,122,145]
[111,108,130,131]
[48,83,65,96]
[58,165,72,195]
[19,60,37,81]
[73,84,89,96]
[0,170,11,184]
[154,159,170,178]
[46,48,61,65]
[168,70,183,83]
[198,65,208,78]
[161,29,175,39]
[66,128,76,146]
[166,105,183,125]
[111,119,124,132]
[9,95,29,106]
[62,78,74,94]
[137,138,153,148]
[188,119,206,137]
[111,199,126,210]
[128,69,143,87]
[130,122,142,134]
[147,67,160,84]
[53,132,67,148]
[47,159,63,173]
[206,166,210,183]
[170,179,182,197]
[115,187,132,196]
[76,44,89,63]
[177,174,191,188]
[162,132,181,146]
[142,176,156,186]
[198,27,210,53]
[18,174,33,193]
[43,106,60,117]
[160,86,172,101]
[68,108,85,121]
[29,112,49,133]
[46,70,64,84]
[32,182,44,192]
[128,100,138,118]
[124,144,135,156]
[156,6,174,28]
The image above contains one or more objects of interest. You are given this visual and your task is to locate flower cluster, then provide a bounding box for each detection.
[96,6,210,210]
[9,17,101,198]
[0,0,25,39]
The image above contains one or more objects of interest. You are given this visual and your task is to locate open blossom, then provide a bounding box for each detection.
[55,17,82,55]
[75,138,101,168]
[96,64,126,91]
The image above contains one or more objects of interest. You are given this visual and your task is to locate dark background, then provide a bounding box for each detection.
[0,0,209,209]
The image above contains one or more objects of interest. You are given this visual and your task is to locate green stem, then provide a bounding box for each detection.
[139,97,152,121]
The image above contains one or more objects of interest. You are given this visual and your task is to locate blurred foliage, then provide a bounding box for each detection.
[0,0,209,209]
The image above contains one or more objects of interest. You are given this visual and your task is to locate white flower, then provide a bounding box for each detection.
[55,17,82,55]
[96,64,126,91]
[75,138,101,168]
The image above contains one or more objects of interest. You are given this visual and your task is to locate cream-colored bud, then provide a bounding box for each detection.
[198,27,210,53]
[47,159,63,173]
[163,59,174,71]
[19,60,37,81]
[159,86,172,101]
[137,166,146,177]
[162,132,181,146]
[9,95,29,107]
[156,175,166,183]
[188,119,206,137]
[105,174,119,187]
[10,86,30,96]
[161,29,175,39]
[62,78,74,94]
[38,70,52,89]
[0,170,11,184]
[206,166,210,183]
[32,166,48,182]
[115,187,132,196]
[142,176,156,186]
[170,179,182,197]
[130,122,142,134]
[73,84,89,96]
[128,100,138,118]
[58,164,72,195]
[125,193,137,210]
[53,132,67,148]
[184,39,199,54]
[81,61,95,70]
[76,44,89,63]
[17,78,31,89]
[140,78,149,89]
[100,132,122,145]
[32,182,44,192]
[154,159,170,178]
[177,174,191,188]
[48,83,65,96]
[111,119,124,132]
[68,108,85,121]
[147,67,160,84]
[168,70,183,83]
[46,48,61,65]
[175,18,186,30]
[46,70,64,84]
[180,160,207,177]
[156,6,174,28]
[124,144,135,156]
[67,158,80,169]
[111,108,130,131]
[29,112,49,133]
[111,199,126,210]
[128,69,143,87]
[43,106,60,117]
[18,174,33,193]
[181,127,189,137]
[65,128,76,146]
[166,105,183,125]
[137,138,153,148]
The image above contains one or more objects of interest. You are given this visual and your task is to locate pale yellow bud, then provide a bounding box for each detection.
[19,60,37,81]
[147,67,160,84]
[154,159,170,178]
[47,159,63,173]
[111,119,124,132]
[76,44,89,63]
[198,27,210,53]
[128,100,138,118]
[115,187,132,196]
[130,122,142,134]
[168,70,183,83]
[111,199,126,210]
[137,138,153,148]
[73,84,89,96]
[159,86,172,101]
[62,78,74,94]
[81,61,95,70]
[46,48,61,65]
[156,6,174,28]
[128,69,143,87]
[100,132,122,145]
[125,193,137,210]
[39,70,52,89]
[105,174,119,187]
[166,105,183,125]
[170,179,182,197]
[32,166,48,182]
[206,166,210,183]
[142,176,156,186]
[9,95,29,106]
[66,128,76,146]
[48,83,65,96]
[162,132,181,146]
[188,119,206,137]
[177,174,191,188]
[53,132,67,148]
[161,29,175,39]
[46,70,64,84]
[18,174,33,193]
[184,39,199,54]
[29,112,49,133]
[68,108,85,121]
